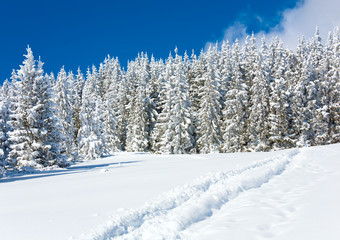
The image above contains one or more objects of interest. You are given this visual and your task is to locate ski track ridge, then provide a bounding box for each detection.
[82,149,300,240]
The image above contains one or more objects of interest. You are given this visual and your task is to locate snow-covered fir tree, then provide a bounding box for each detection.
[8,47,67,170]
[328,27,340,143]
[55,67,76,159]
[73,68,85,149]
[0,82,11,176]
[162,49,194,154]
[247,37,271,151]
[221,40,249,152]
[78,66,107,160]
[0,80,11,164]
[196,46,223,153]
[311,28,331,145]
[101,57,122,153]
[125,58,150,152]
[152,50,194,154]
[267,38,292,150]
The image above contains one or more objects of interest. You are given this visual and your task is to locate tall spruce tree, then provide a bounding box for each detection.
[78,67,107,160]
[0,81,11,164]
[102,57,122,153]
[328,27,340,143]
[221,40,249,152]
[125,59,149,152]
[247,37,271,151]
[8,47,67,170]
[267,39,292,149]
[153,50,194,154]
[196,46,223,153]
[55,67,76,159]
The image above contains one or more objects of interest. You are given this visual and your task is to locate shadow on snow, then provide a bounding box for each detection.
[0,160,141,183]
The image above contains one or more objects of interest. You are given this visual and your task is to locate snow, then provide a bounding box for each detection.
[0,144,339,240]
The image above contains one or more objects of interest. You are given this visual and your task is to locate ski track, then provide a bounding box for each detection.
[82,149,300,240]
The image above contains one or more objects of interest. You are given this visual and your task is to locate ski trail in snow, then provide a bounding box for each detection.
[83,149,299,240]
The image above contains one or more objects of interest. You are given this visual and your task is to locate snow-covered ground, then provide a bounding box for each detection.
[0,144,339,240]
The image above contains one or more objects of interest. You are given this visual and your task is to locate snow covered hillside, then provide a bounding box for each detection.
[0,144,339,240]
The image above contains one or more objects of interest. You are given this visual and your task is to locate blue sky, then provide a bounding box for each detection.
[1,0,338,83]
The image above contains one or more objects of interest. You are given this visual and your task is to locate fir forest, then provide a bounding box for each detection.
[0,27,339,176]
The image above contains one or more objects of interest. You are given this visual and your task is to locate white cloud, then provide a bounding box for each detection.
[205,22,248,50]
[222,22,248,44]
[264,0,340,48]
[214,0,340,49]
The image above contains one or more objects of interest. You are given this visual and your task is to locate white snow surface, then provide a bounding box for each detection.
[0,144,339,240]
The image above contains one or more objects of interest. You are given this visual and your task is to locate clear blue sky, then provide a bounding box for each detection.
[0,0,298,83]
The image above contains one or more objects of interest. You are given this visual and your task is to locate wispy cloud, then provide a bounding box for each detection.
[222,22,248,44]
[263,0,340,48]
[210,0,340,49]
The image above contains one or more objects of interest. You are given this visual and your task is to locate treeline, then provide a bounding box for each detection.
[0,27,339,176]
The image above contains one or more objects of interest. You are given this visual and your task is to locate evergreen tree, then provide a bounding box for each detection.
[102,58,122,153]
[153,50,194,154]
[0,81,11,164]
[187,50,201,151]
[311,28,331,145]
[55,67,76,159]
[221,40,249,152]
[73,68,85,150]
[8,47,67,170]
[267,39,292,149]
[116,74,129,150]
[292,50,316,147]
[247,37,271,151]
[148,56,164,150]
[151,58,170,153]
[125,59,149,152]
[165,49,194,153]
[196,46,223,153]
[218,40,233,107]
[78,67,106,160]
[328,27,340,142]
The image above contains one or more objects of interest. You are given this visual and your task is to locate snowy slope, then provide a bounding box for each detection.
[182,145,340,240]
[0,144,339,240]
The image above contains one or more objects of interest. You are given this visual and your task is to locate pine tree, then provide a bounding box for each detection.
[267,39,292,150]
[102,58,122,153]
[116,74,129,150]
[187,50,201,151]
[221,40,249,152]
[218,40,233,107]
[73,68,85,150]
[55,67,76,159]
[247,37,271,151]
[103,92,121,153]
[292,46,316,147]
[32,72,67,167]
[78,67,107,160]
[0,81,11,164]
[328,27,340,143]
[196,46,223,153]
[148,56,164,150]
[0,83,11,176]
[152,50,194,154]
[311,29,332,145]
[8,47,67,170]
[151,58,170,153]
[165,49,194,153]
[125,60,149,152]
